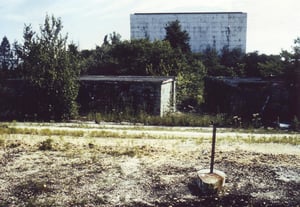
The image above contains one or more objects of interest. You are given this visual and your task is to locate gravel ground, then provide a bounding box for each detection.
[0,123,299,207]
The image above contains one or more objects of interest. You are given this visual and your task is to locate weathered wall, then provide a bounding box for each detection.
[130,12,247,53]
[78,79,176,116]
[160,81,174,116]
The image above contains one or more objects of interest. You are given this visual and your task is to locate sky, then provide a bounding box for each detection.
[0,0,299,55]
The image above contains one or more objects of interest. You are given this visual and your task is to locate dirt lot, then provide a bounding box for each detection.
[0,123,299,207]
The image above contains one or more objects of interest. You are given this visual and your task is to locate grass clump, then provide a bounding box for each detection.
[0,137,5,148]
[89,130,120,138]
[101,147,137,157]
[100,145,154,157]
[38,138,54,151]
[0,126,85,137]
[195,138,204,145]
[244,135,300,145]
[146,113,228,126]
[38,129,84,137]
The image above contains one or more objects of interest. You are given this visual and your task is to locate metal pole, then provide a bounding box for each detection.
[210,124,217,174]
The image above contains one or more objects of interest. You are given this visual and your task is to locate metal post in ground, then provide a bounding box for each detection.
[210,124,217,174]
[196,123,226,194]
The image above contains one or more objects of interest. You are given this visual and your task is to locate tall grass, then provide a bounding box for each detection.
[90,111,229,127]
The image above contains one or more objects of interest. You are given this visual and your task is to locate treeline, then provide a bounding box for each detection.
[0,15,299,122]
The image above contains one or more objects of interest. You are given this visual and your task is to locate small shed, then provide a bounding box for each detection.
[78,75,176,116]
[204,76,292,122]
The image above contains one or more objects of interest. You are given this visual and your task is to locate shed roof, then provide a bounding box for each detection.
[207,76,282,88]
[79,75,175,84]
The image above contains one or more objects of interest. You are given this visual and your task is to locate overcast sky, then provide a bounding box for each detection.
[1,0,299,54]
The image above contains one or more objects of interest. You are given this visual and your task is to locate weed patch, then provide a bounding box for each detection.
[89,130,120,138]
[91,112,229,127]
[242,135,300,145]
[0,126,85,137]
[99,145,157,157]
[38,138,54,151]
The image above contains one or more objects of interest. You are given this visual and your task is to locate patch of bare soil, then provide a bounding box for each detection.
[0,130,299,206]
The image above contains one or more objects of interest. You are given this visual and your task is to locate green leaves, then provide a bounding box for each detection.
[85,39,182,76]
[165,20,191,53]
[164,20,191,53]
[258,58,284,77]
[176,56,207,108]
[19,15,80,120]
[82,35,206,110]
[0,36,12,71]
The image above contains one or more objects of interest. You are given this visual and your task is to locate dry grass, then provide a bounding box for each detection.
[0,122,299,206]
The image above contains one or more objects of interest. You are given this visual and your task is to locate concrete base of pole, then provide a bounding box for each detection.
[196,169,226,195]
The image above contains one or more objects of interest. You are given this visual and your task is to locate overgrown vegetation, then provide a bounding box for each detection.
[0,15,299,126]
[1,15,81,121]
[91,111,228,127]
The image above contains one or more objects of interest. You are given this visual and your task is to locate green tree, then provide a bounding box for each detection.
[19,15,81,120]
[145,40,184,76]
[244,51,266,77]
[293,37,300,65]
[281,37,300,70]
[92,38,183,76]
[281,37,300,120]
[201,47,228,76]
[109,32,122,45]
[164,20,191,53]
[0,36,13,71]
[257,55,284,77]
[176,54,207,110]
[220,47,245,76]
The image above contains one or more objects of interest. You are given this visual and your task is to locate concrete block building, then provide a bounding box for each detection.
[78,76,176,117]
[130,12,247,53]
